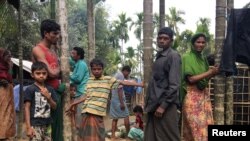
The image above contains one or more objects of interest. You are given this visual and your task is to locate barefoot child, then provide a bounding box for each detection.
[66,58,143,141]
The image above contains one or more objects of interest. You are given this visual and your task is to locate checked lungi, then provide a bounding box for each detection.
[79,113,105,141]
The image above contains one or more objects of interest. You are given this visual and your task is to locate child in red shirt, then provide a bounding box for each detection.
[128,105,144,141]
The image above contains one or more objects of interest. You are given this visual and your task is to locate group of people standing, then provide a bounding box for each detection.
[144,27,219,141]
[0,18,219,141]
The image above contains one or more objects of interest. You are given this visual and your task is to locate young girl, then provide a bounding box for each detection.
[128,105,144,141]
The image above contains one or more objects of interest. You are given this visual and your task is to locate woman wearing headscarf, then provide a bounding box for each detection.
[181,33,219,141]
[0,48,16,140]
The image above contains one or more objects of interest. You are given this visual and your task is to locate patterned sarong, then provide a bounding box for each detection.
[182,86,214,141]
[80,113,105,141]
[0,84,16,139]
[30,125,51,141]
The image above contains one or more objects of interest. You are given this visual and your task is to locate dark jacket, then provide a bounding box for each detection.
[145,47,181,112]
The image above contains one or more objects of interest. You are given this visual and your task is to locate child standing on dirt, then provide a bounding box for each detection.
[24,61,57,141]
[128,105,144,141]
[66,58,143,141]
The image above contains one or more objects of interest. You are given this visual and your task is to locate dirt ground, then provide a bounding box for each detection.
[104,115,135,132]
[104,115,135,141]
[15,115,135,141]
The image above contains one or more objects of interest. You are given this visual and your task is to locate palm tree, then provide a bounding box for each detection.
[153,13,160,33]
[195,17,214,55]
[130,13,143,43]
[225,0,234,125]
[213,0,227,125]
[159,0,165,28]
[124,47,138,71]
[104,49,121,75]
[108,23,120,49]
[177,29,193,54]
[58,0,72,140]
[113,13,132,65]
[165,7,185,37]
[165,7,185,51]
[143,0,153,99]
[130,12,144,78]
[87,0,95,64]
[196,18,211,39]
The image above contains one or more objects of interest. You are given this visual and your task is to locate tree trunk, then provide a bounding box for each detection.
[50,0,56,19]
[214,0,226,125]
[17,0,24,139]
[58,0,72,140]
[87,0,95,64]
[224,0,234,125]
[225,76,233,124]
[143,0,153,102]
[159,0,165,29]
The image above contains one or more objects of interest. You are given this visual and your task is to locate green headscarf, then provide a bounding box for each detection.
[180,33,209,102]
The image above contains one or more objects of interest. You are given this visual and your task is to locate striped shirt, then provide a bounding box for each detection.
[81,75,120,116]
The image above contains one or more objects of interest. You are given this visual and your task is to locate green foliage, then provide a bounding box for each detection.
[0,1,18,39]
[95,4,112,62]
[113,13,132,43]
[104,49,121,75]
[1,0,50,59]
[130,12,143,41]
[153,13,160,35]
[195,17,214,56]
[165,7,185,36]
[177,29,193,54]
[68,0,87,50]
[196,18,211,41]
[1,0,216,78]
[124,47,137,68]
[67,1,112,65]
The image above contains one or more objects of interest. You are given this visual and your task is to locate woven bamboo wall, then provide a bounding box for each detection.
[209,64,250,124]
[233,64,250,124]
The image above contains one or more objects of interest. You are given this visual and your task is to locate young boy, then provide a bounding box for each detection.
[24,61,57,141]
[69,83,79,141]
[128,105,144,141]
[69,83,77,128]
[66,58,143,141]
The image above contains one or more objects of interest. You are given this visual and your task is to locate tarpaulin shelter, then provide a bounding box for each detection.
[220,8,250,74]
[11,58,32,81]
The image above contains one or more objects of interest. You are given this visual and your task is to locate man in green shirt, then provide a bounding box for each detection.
[70,47,89,140]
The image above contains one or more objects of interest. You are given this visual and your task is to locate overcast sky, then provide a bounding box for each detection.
[103,0,249,47]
